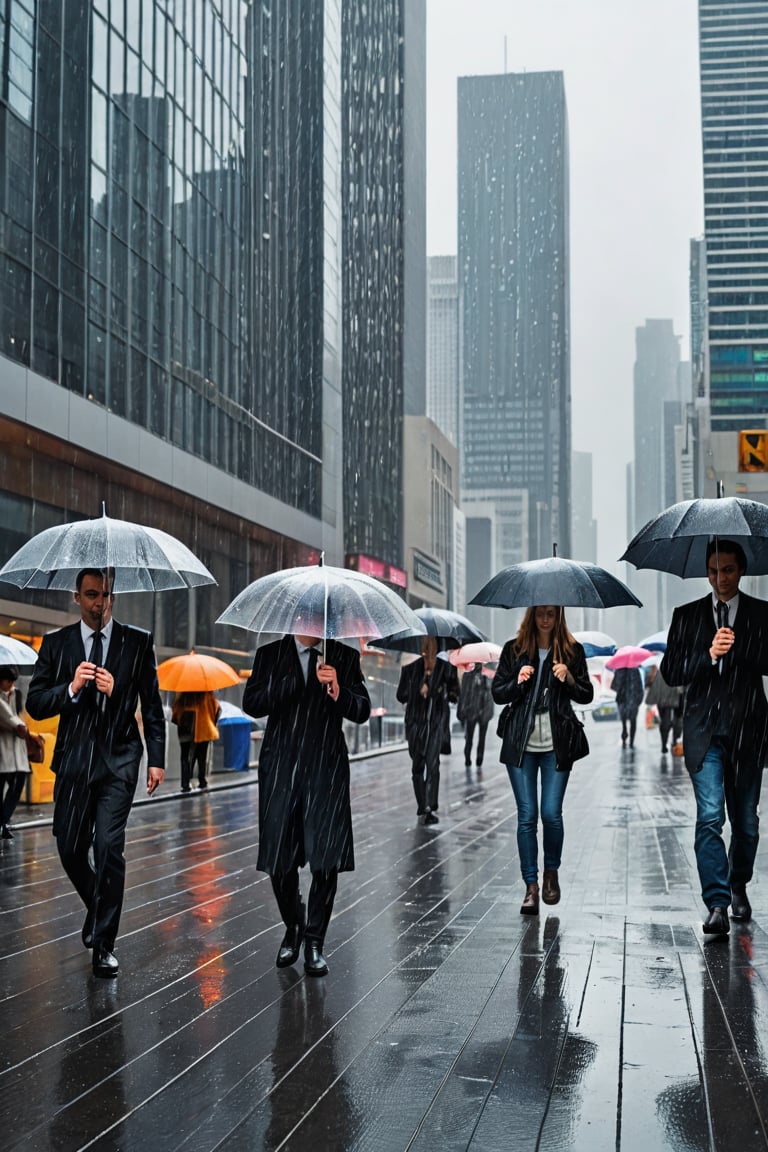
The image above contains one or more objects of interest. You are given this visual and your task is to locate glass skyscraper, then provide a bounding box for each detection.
[699,0,768,431]
[0,0,345,651]
[458,70,571,563]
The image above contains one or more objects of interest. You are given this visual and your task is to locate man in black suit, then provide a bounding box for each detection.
[243,634,370,978]
[397,637,459,825]
[27,568,165,976]
[661,541,768,936]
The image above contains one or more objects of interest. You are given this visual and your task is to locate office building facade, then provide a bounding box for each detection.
[699,1,768,433]
[341,0,426,572]
[427,255,458,445]
[458,71,571,570]
[0,0,345,653]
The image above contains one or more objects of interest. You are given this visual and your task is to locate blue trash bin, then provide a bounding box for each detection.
[218,716,252,771]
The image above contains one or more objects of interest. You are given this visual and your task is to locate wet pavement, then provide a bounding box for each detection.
[2,719,768,1150]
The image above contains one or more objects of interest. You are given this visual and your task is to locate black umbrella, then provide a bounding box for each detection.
[621,496,768,578]
[469,557,642,610]
[369,607,486,654]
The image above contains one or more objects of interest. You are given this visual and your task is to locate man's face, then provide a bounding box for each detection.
[707,552,744,603]
[74,575,114,630]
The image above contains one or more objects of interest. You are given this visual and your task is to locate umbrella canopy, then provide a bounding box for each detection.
[470,557,642,610]
[216,563,424,641]
[0,511,216,593]
[447,641,502,668]
[637,629,668,652]
[620,496,768,578]
[369,607,486,654]
[605,646,655,670]
[157,651,240,693]
[572,630,618,658]
[0,635,39,666]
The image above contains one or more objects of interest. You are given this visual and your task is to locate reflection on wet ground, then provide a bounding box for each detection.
[1,721,768,1149]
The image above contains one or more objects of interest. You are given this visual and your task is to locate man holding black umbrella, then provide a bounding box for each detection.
[661,541,768,936]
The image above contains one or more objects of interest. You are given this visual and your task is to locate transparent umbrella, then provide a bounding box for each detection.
[216,562,424,644]
[0,636,39,666]
[572,630,618,657]
[0,510,216,593]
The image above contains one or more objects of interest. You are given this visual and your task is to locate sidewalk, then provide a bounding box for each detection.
[1,721,767,1150]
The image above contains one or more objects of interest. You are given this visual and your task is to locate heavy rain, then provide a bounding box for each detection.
[1,0,768,1148]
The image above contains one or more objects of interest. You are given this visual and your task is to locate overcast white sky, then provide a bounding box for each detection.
[426,0,703,568]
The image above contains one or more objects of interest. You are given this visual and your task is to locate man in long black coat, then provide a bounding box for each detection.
[661,540,768,936]
[243,634,370,977]
[397,637,459,825]
[26,568,165,977]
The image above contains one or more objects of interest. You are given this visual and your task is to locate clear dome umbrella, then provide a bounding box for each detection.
[0,510,216,593]
[216,561,425,653]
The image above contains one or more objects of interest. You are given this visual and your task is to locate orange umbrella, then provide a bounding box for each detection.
[157,650,240,693]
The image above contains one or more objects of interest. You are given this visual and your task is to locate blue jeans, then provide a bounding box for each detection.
[507,751,570,884]
[689,739,762,908]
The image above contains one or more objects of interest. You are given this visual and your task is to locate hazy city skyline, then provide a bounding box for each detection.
[426,0,703,571]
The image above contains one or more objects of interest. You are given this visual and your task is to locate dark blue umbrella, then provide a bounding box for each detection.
[470,557,642,610]
[621,496,768,578]
[369,607,486,654]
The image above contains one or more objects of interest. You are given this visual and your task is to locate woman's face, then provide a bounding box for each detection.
[534,606,558,641]
[0,676,16,694]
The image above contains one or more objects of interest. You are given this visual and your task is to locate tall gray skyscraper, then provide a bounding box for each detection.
[458,71,571,569]
[698,1,768,432]
[427,255,458,445]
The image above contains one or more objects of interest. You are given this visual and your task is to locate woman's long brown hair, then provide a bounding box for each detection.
[512,606,577,664]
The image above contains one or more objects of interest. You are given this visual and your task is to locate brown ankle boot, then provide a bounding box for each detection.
[520,883,539,915]
[542,870,560,905]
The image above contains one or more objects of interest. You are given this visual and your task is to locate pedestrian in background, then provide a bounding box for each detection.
[612,665,644,748]
[457,662,494,773]
[171,690,220,791]
[397,637,459,826]
[0,666,31,839]
[644,665,683,755]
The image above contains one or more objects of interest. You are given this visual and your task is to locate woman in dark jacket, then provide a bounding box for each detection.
[493,605,593,915]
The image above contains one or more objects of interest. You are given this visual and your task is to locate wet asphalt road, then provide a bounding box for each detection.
[2,716,768,1150]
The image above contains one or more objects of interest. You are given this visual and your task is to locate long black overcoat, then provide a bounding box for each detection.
[660,592,768,778]
[243,637,370,874]
[491,642,593,770]
[396,657,459,757]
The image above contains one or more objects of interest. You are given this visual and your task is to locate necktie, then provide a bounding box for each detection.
[307,646,318,685]
[716,601,728,630]
[88,631,104,711]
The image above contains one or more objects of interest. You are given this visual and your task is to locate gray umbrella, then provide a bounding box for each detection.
[216,562,424,642]
[621,496,768,578]
[368,606,486,653]
[469,557,642,609]
[0,511,216,593]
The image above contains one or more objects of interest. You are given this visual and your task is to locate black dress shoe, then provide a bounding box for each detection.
[703,907,730,936]
[82,907,95,949]
[276,919,305,968]
[731,885,752,921]
[304,940,329,977]
[1,824,13,839]
[92,946,119,977]
[423,811,439,825]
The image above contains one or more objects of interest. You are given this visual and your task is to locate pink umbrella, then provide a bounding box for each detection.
[448,641,502,669]
[605,645,655,670]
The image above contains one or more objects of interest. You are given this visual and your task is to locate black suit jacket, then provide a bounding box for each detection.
[26,620,166,786]
[396,657,459,749]
[243,637,370,874]
[661,592,768,777]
